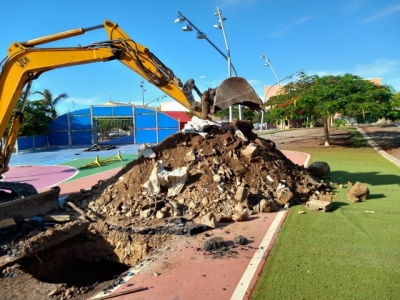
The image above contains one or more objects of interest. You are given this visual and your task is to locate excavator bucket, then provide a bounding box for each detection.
[213,77,266,112]
[0,185,61,221]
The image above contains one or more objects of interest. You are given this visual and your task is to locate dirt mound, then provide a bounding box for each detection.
[65,120,331,266]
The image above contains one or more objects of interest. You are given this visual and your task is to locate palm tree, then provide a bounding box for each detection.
[33,89,69,119]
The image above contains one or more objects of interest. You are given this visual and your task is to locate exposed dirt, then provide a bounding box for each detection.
[6,122,398,299]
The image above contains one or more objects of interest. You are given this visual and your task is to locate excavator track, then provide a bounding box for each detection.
[0,181,38,202]
[0,184,61,221]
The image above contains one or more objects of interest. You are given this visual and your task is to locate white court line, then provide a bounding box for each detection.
[230,209,287,300]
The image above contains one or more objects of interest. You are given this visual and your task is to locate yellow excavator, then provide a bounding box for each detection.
[0,20,264,203]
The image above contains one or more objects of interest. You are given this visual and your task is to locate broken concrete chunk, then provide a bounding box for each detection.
[201,212,217,229]
[347,181,369,202]
[232,210,249,221]
[319,194,333,203]
[259,199,274,212]
[184,155,196,162]
[234,186,249,202]
[241,143,260,159]
[254,138,276,151]
[43,215,71,222]
[305,199,333,212]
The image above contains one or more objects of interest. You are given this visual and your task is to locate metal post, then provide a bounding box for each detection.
[261,68,303,131]
[175,10,241,121]
[261,53,281,131]
[215,7,238,121]
[140,81,146,107]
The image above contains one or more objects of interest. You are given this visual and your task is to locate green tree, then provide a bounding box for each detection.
[214,106,260,123]
[5,97,52,137]
[33,89,69,119]
[266,74,395,146]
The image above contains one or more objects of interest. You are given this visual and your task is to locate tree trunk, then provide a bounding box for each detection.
[323,117,330,146]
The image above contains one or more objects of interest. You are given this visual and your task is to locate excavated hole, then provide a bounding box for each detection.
[19,234,129,287]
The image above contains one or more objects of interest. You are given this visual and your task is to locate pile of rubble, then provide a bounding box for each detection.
[0,119,337,299]
[59,120,332,266]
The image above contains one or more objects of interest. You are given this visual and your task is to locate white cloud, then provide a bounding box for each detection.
[308,59,400,91]
[220,0,259,8]
[353,59,400,77]
[271,16,315,37]
[57,96,105,115]
[307,69,346,77]
[341,0,363,14]
[363,4,400,22]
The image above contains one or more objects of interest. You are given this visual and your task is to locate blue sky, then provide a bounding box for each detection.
[2,0,399,115]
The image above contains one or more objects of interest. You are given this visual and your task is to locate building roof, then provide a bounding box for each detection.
[163,111,191,122]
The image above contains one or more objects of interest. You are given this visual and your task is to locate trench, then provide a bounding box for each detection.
[19,234,130,287]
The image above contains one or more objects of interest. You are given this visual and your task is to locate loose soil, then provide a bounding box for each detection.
[1,122,397,300]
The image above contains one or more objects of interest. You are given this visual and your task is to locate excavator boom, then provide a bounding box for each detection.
[0,19,264,199]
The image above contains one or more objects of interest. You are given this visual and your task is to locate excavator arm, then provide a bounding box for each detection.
[0,20,264,196]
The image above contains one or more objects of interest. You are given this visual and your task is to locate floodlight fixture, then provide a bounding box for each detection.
[196,32,206,39]
[182,25,193,31]
[213,24,222,29]
[174,16,185,23]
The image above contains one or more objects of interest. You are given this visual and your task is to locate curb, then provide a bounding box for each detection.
[356,126,400,168]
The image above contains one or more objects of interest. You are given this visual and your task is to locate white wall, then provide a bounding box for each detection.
[160,101,189,112]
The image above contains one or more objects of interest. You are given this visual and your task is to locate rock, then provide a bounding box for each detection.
[202,197,209,206]
[140,208,153,218]
[184,155,196,162]
[188,202,198,209]
[276,190,294,205]
[259,199,280,212]
[347,181,369,202]
[156,210,165,219]
[254,138,275,151]
[241,143,260,159]
[234,186,249,202]
[232,211,249,221]
[213,174,222,183]
[234,203,244,212]
[204,237,226,251]
[234,235,248,245]
[307,161,330,177]
[201,212,217,228]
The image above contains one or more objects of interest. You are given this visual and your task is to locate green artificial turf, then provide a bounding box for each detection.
[58,153,137,182]
[251,127,400,300]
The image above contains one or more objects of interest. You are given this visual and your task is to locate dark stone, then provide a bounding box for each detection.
[234,235,248,245]
[204,237,226,251]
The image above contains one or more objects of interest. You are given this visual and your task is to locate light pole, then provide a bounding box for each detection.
[140,80,146,107]
[213,6,241,121]
[261,69,304,131]
[174,9,239,121]
[260,53,281,131]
